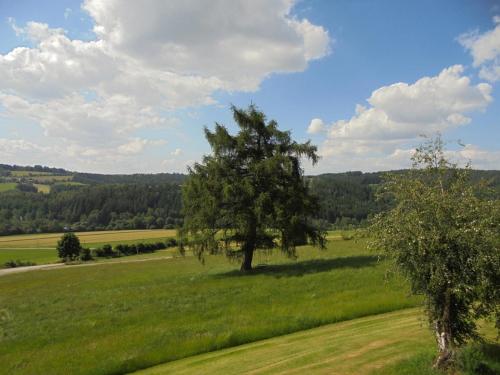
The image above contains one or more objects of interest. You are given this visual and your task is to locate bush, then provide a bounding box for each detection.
[102,244,114,257]
[165,237,177,247]
[457,342,500,375]
[155,241,166,250]
[4,260,36,268]
[93,241,170,259]
[80,248,93,261]
[57,233,82,261]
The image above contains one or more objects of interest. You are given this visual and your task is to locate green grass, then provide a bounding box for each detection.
[0,239,420,374]
[0,229,179,268]
[0,183,17,192]
[0,248,58,266]
[135,308,435,375]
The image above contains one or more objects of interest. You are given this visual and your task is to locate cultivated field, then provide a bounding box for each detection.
[0,238,420,374]
[0,229,177,267]
[0,229,177,249]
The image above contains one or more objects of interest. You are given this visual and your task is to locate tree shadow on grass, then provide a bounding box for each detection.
[216,255,379,278]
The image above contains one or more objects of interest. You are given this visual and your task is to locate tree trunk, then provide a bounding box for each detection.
[240,224,256,272]
[433,290,454,369]
[240,247,254,272]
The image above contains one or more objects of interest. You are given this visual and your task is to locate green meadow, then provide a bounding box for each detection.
[135,308,435,375]
[0,183,17,192]
[0,238,421,374]
[0,229,178,267]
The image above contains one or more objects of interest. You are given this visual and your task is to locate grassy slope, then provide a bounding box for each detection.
[134,308,434,375]
[0,239,420,375]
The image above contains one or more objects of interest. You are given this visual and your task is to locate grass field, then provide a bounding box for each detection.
[0,182,17,192]
[0,238,420,374]
[135,308,435,375]
[0,229,178,268]
[0,248,58,266]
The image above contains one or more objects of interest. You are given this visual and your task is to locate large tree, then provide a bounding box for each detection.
[369,136,499,368]
[180,105,326,271]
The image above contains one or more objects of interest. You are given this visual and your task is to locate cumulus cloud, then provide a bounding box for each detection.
[458,16,500,81]
[307,118,325,134]
[0,1,331,171]
[83,0,330,90]
[312,66,495,172]
[171,148,182,156]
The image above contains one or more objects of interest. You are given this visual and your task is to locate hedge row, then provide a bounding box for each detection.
[91,237,177,258]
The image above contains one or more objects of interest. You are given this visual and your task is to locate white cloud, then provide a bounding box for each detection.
[171,148,182,156]
[0,93,165,146]
[458,16,500,81]
[307,118,325,134]
[1,2,331,172]
[312,66,494,172]
[83,0,330,91]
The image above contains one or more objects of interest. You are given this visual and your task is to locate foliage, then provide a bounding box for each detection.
[369,136,500,367]
[1,162,499,236]
[57,232,82,261]
[94,239,175,258]
[180,105,326,271]
[15,183,37,193]
[0,183,182,235]
[456,341,500,375]
[80,248,93,261]
[3,259,36,268]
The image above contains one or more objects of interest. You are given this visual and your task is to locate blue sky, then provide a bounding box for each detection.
[0,0,499,174]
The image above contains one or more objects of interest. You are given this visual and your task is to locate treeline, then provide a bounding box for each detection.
[0,166,498,235]
[72,172,186,185]
[0,184,182,235]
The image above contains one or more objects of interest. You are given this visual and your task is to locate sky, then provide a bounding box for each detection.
[0,0,499,174]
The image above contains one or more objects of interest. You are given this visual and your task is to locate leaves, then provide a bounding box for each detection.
[180,105,326,267]
[369,135,500,347]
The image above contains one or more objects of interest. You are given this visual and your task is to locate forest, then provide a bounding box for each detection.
[0,165,498,235]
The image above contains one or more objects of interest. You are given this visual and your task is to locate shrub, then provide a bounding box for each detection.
[129,244,138,254]
[137,243,146,254]
[457,342,500,375]
[102,244,114,257]
[165,237,177,247]
[80,248,93,261]
[4,260,36,268]
[57,233,82,261]
[155,241,166,250]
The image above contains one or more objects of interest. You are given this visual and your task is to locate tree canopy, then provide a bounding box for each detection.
[57,232,82,261]
[180,105,326,271]
[369,136,499,368]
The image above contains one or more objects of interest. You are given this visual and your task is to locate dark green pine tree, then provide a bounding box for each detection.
[180,105,326,271]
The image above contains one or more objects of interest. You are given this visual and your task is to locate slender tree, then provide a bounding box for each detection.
[369,136,499,368]
[180,105,326,271]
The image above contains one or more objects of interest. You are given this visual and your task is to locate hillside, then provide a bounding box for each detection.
[0,164,499,235]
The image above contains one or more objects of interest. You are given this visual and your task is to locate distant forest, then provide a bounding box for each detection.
[0,164,498,235]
